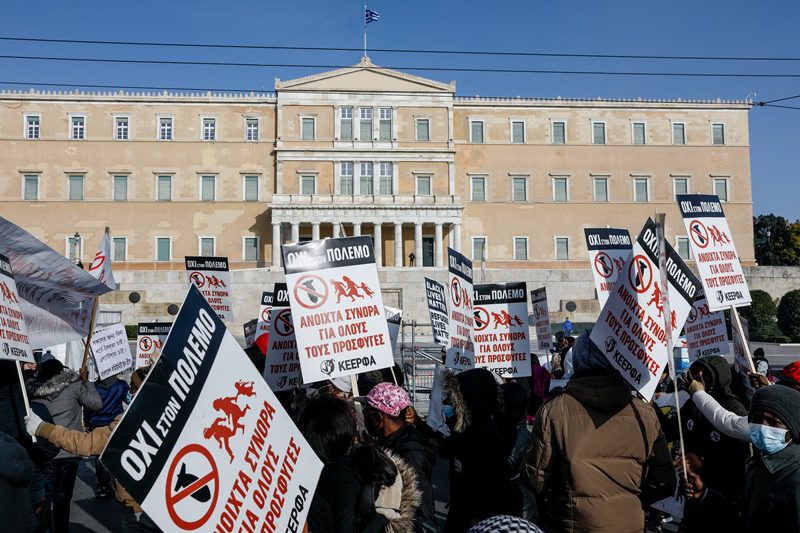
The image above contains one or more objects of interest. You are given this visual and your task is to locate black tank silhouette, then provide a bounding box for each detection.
[174,463,211,502]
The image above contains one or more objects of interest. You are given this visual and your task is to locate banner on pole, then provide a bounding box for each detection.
[88,228,117,290]
[254,291,273,356]
[684,291,729,361]
[89,323,133,379]
[676,194,751,311]
[282,237,393,382]
[186,256,233,321]
[0,253,34,363]
[136,323,171,369]
[101,286,322,533]
[446,248,475,372]
[584,227,633,309]
[530,288,552,352]
[424,278,449,347]
[263,283,300,392]
[473,283,531,378]
[590,218,701,399]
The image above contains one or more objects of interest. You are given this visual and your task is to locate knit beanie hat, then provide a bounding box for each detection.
[750,384,800,441]
[467,515,545,532]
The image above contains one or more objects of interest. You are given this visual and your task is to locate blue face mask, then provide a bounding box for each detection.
[749,423,790,455]
[442,404,455,419]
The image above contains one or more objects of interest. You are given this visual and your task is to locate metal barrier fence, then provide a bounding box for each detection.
[399,320,443,413]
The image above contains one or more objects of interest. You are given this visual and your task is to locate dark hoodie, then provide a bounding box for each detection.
[0,432,35,532]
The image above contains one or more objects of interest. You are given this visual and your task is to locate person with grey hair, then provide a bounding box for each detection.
[525,331,675,532]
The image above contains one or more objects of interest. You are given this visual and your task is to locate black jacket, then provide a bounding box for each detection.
[744,444,800,532]
[381,423,437,525]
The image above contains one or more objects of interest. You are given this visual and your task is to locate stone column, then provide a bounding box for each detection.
[332,223,340,239]
[353,223,361,236]
[435,222,444,267]
[373,222,383,267]
[312,222,320,241]
[452,222,461,252]
[394,223,403,267]
[272,222,282,267]
[414,223,423,267]
[290,222,299,243]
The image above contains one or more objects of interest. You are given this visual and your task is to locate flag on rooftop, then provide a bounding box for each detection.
[365,7,380,24]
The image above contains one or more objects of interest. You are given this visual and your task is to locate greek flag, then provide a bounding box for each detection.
[365,8,380,23]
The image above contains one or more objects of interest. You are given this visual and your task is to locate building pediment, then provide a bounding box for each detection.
[275,56,455,94]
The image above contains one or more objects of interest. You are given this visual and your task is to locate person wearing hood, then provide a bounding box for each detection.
[525,331,675,533]
[28,358,102,533]
[441,367,512,532]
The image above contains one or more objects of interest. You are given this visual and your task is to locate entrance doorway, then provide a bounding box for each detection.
[422,237,434,267]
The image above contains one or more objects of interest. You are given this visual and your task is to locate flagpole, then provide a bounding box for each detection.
[16,362,36,442]
[80,297,99,373]
[363,5,368,58]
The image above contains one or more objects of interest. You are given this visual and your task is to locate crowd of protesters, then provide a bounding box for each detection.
[2,329,799,533]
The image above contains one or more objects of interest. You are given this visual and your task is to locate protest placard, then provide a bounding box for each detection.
[282,237,393,382]
[385,306,402,355]
[446,248,475,372]
[136,323,171,369]
[89,323,133,380]
[424,278,449,346]
[101,286,322,533]
[684,290,730,361]
[590,218,701,399]
[254,291,273,356]
[530,287,552,351]
[676,194,751,310]
[186,256,233,321]
[243,319,257,348]
[0,253,34,363]
[263,283,300,392]
[584,227,633,309]
[473,283,531,378]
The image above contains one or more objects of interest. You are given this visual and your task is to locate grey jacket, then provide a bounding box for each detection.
[29,369,102,459]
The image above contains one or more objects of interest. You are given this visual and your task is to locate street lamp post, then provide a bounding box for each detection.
[72,232,83,267]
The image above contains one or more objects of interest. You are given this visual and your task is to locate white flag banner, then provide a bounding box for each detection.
[584,228,633,309]
[0,253,34,363]
[473,283,531,378]
[89,323,133,380]
[88,229,117,290]
[0,217,112,348]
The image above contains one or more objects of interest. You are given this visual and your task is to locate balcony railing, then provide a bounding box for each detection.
[270,194,461,206]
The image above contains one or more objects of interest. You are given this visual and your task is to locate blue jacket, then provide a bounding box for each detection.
[85,378,129,428]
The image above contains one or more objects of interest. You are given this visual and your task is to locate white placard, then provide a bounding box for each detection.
[424,278,449,347]
[90,323,133,379]
[263,283,301,392]
[530,287,552,352]
[473,283,531,378]
[446,248,475,372]
[684,291,729,361]
[136,322,171,369]
[254,291,273,356]
[385,306,402,355]
[584,227,633,309]
[0,253,34,363]
[186,256,234,321]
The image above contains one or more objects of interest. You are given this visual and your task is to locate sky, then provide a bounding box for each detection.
[2,0,799,219]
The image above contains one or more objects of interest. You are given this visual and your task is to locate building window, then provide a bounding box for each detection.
[156,237,171,262]
[511,121,525,144]
[672,122,686,145]
[632,122,646,145]
[113,175,128,201]
[593,177,609,202]
[472,237,487,262]
[340,162,354,195]
[23,175,39,200]
[202,117,216,141]
[68,175,84,201]
[379,108,392,141]
[592,122,606,144]
[300,117,315,140]
[340,108,353,141]
[553,177,568,202]
[633,177,650,202]
[25,115,40,139]
[359,108,372,140]
[243,175,259,201]
[714,178,729,202]
[470,120,484,143]
[300,175,316,195]
[416,175,432,196]
[200,175,216,201]
[199,237,215,257]
[244,237,259,261]
[676,237,691,260]
[359,162,374,195]
[379,162,393,195]
[511,177,527,202]
[71,116,85,140]
[712,123,725,145]
[159,117,173,140]
[67,236,83,262]
[470,176,486,201]
[245,118,259,141]
[112,237,127,261]
[555,237,570,260]
[115,117,129,140]
[157,175,172,201]
[552,121,566,144]
[416,118,430,141]
[513,237,528,260]
[673,177,689,198]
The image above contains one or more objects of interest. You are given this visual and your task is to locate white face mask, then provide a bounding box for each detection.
[749,423,790,455]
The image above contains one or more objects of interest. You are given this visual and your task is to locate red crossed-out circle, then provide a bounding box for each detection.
[450,277,462,308]
[627,254,653,294]
[533,304,542,320]
[473,307,489,332]
[260,306,271,323]
[165,444,219,531]
[189,272,206,288]
[594,252,614,279]
[274,309,294,336]
[294,274,328,310]
[687,306,698,324]
[689,219,709,250]
[138,336,153,352]
[89,252,105,272]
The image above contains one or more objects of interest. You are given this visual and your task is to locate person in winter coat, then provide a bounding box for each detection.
[0,431,36,533]
[497,382,537,523]
[28,358,102,533]
[442,367,512,533]
[84,375,129,497]
[525,331,675,533]
[357,382,438,530]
